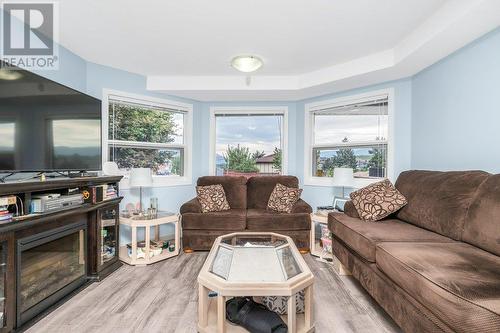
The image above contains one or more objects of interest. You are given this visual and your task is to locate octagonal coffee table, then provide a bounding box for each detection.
[197,232,314,333]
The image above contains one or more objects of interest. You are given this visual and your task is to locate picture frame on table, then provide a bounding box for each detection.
[332,196,349,212]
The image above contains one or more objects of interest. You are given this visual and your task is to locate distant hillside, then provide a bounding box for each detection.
[54,146,100,156]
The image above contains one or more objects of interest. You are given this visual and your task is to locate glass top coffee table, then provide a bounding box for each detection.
[198,232,314,333]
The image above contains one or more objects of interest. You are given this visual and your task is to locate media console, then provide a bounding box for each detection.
[0,176,123,332]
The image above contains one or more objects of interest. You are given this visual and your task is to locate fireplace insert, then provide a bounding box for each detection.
[16,221,87,325]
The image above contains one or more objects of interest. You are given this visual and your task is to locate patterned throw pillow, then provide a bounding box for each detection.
[196,184,230,213]
[267,183,302,213]
[261,290,305,314]
[350,179,407,221]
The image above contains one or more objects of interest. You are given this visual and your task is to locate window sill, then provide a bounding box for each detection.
[304,176,382,189]
[119,176,192,190]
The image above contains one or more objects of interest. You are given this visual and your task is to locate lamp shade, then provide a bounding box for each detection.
[332,167,354,187]
[102,161,121,176]
[129,168,153,188]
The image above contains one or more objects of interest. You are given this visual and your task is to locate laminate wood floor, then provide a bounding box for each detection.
[24,253,401,333]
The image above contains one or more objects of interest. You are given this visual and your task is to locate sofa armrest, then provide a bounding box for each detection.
[291,199,313,214]
[343,200,359,218]
[180,198,202,214]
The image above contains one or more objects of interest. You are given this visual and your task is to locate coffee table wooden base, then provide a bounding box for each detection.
[197,232,315,333]
[197,284,314,333]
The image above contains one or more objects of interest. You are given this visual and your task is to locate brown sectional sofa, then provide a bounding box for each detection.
[181,175,312,250]
[328,170,500,333]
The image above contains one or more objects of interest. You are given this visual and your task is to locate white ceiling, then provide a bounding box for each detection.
[58,0,500,101]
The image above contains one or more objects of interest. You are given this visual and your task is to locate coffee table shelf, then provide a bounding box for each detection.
[199,297,314,333]
[197,232,314,333]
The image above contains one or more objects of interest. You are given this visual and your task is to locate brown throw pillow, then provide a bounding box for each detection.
[196,184,230,213]
[350,179,407,221]
[267,183,302,213]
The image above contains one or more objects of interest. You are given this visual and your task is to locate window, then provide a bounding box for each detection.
[304,90,392,186]
[103,91,192,186]
[209,107,288,176]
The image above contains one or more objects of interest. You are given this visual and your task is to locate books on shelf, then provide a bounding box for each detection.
[105,184,118,200]
[0,195,16,206]
[0,205,13,223]
[82,184,118,204]
[0,196,16,223]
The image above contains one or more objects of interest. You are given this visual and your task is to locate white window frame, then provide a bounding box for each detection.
[102,89,193,188]
[209,106,289,176]
[304,88,395,188]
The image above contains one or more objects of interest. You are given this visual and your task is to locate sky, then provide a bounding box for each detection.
[215,115,283,157]
[314,114,387,145]
[171,113,184,144]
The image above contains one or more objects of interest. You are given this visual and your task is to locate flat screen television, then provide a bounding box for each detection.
[0,61,102,173]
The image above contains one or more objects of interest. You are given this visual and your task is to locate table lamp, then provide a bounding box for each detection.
[332,167,354,198]
[130,168,153,213]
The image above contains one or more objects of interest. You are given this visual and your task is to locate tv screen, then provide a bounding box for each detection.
[0,62,102,172]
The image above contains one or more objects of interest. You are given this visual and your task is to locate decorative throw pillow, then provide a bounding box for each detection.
[267,183,302,213]
[196,184,230,213]
[350,179,407,221]
[261,290,305,314]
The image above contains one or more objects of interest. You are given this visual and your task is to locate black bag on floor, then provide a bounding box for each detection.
[226,297,288,333]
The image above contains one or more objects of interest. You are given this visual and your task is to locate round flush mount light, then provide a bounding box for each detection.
[0,69,23,81]
[231,55,263,73]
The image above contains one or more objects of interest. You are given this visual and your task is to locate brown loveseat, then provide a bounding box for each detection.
[328,170,500,333]
[181,176,312,251]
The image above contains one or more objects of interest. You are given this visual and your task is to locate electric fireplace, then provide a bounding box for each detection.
[16,222,87,325]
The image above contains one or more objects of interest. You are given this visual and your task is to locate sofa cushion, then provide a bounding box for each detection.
[267,183,302,213]
[395,170,489,240]
[343,200,360,218]
[197,176,247,209]
[247,176,299,209]
[182,209,246,230]
[463,174,500,256]
[246,208,310,231]
[376,242,500,333]
[350,179,407,221]
[179,197,202,214]
[328,212,454,262]
[291,199,313,214]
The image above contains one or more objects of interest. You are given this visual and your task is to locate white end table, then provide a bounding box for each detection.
[310,213,333,260]
[119,212,180,266]
[310,212,351,275]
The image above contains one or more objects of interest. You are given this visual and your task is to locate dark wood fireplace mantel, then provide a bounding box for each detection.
[0,176,123,332]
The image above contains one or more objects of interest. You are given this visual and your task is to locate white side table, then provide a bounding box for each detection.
[119,212,180,266]
[310,213,333,260]
[310,212,351,275]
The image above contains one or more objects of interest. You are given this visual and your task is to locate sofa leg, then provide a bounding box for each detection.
[333,255,351,276]
[183,247,194,253]
[298,247,310,254]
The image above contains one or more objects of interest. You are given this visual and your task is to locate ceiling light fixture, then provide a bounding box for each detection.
[0,69,23,81]
[231,55,263,73]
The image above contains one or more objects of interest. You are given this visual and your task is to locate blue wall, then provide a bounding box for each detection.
[33,46,87,92]
[411,27,500,172]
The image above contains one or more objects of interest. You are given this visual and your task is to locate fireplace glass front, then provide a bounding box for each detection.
[17,223,87,324]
